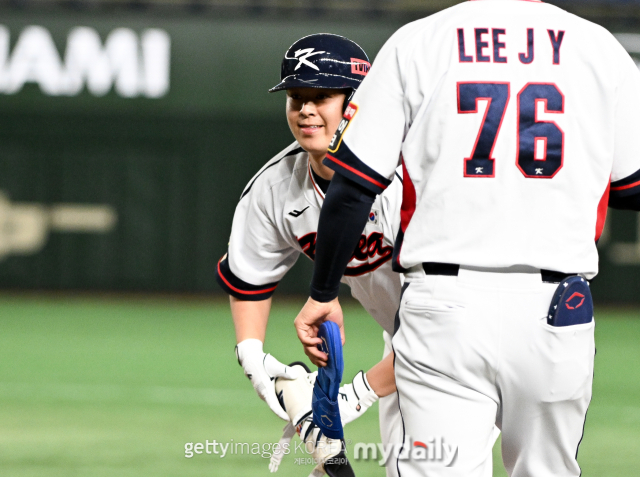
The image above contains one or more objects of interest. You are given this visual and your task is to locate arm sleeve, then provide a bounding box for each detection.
[216,182,299,301]
[609,167,640,210]
[309,173,376,302]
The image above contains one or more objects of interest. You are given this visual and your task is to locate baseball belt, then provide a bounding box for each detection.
[421,262,579,284]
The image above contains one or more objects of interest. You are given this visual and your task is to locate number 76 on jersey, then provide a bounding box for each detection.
[457,81,564,179]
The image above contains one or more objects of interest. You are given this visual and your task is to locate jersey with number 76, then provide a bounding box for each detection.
[325,0,640,279]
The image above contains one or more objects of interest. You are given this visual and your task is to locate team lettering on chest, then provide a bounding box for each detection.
[457,27,565,65]
[296,231,393,276]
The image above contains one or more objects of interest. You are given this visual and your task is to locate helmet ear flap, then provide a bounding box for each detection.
[343,89,356,113]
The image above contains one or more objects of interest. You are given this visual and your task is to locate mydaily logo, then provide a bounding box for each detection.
[0,25,170,98]
[353,436,457,467]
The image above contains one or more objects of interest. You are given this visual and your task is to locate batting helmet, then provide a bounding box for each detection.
[268,33,371,93]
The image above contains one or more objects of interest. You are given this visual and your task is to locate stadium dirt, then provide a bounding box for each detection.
[0,294,638,476]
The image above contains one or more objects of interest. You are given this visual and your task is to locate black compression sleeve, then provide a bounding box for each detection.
[310,173,376,302]
[609,191,640,211]
[610,168,640,211]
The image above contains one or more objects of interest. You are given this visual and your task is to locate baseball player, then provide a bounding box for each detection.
[215,33,403,475]
[294,2,640,477]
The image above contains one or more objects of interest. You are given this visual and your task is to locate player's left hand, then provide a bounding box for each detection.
[294,297,344,367]
[235,339,298,421]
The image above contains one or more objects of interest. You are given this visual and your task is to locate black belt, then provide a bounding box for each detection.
[421,262,575,284]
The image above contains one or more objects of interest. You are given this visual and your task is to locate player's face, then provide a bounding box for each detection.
[286,88,347,161]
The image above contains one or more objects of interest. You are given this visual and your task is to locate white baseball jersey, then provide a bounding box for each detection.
[216,141,403,335]
[326,0,640,279]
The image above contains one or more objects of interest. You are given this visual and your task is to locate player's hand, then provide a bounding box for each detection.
[294,297,344,367]
[235,339,298,421]
[338,370,379,425]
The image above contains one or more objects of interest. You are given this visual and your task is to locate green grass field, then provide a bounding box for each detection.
[0,294,638,476]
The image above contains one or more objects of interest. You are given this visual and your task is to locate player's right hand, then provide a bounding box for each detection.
[235,339,298,421]
[294,297,345,367]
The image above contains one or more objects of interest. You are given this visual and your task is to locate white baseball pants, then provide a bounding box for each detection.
[380,331,404,477]
[392,267,595,477]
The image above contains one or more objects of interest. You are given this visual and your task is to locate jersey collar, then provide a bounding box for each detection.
[308,161,325,200]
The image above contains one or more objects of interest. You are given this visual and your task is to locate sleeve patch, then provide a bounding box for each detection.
[215,254,278,301]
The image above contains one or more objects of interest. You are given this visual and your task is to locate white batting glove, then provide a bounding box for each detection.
[338,370,379,425]
[235,339,298,421]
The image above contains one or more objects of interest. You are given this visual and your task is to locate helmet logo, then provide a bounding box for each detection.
[289,48,326,71]
[351,58,371,76]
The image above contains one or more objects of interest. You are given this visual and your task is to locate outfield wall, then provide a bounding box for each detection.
[0,11,639,303]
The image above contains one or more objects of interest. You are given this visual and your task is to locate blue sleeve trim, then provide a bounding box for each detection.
[611,168,640,198]
[323,141,392,195]
[610,168,640,210]
[215,254,278,301]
